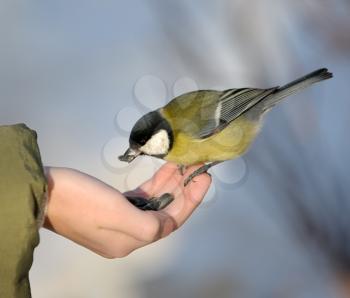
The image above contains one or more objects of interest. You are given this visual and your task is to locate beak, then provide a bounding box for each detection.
[118,147,141,163]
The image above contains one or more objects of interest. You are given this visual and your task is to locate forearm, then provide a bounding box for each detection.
[43,167,148,257]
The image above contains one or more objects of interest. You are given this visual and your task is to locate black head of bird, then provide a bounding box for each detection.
[119,110,174,163]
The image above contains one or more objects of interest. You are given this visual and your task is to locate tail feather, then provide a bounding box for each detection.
[262,68,333,111]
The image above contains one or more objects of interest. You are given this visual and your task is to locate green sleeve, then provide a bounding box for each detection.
[0,124,47,298]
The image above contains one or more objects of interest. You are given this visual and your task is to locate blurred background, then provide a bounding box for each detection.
[1,0,349,297]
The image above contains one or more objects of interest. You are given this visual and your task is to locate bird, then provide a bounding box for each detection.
[120,68,332,210]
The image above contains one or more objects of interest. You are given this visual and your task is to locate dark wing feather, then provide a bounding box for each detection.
[196,87,278,138]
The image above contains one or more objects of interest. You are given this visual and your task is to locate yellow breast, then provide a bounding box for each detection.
[164,115,261,165]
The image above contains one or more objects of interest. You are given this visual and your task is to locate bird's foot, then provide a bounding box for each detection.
[126,193,174,211]
[184,161,221,186]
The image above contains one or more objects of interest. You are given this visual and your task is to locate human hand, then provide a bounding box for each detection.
[44,163,211,258]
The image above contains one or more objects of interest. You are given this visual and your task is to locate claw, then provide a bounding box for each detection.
[184,161,221,186]
[178,164,187,176]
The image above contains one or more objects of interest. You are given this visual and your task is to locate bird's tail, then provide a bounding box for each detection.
[262,68,333,112]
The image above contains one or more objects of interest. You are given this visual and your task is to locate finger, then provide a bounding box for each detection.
[100,162,179,242]
[184,167,212,206]
[122,162,179,201]
[138,163,210,215]
[139,163,207,198]
[121,163,210,240]
[162,168,212,227]
[184,168,212,208]
[137,162,179,195]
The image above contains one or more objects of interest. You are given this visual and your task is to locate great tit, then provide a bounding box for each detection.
[120,68,332,208]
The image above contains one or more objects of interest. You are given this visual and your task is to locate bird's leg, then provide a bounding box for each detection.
[184,161,221,186]
[126,193,174,211]
[178,164,187,176]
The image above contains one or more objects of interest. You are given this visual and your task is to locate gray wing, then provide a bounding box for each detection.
[196,87,278,138]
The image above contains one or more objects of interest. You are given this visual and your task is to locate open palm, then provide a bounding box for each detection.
[125,162,212,238]
[44,163,211,258]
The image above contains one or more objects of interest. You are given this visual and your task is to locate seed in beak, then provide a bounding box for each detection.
[118,148,140,163]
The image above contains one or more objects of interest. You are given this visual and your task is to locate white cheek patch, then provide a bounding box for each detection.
[140,129,170,156]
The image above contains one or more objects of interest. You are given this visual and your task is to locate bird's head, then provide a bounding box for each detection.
[119,110,173,163]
